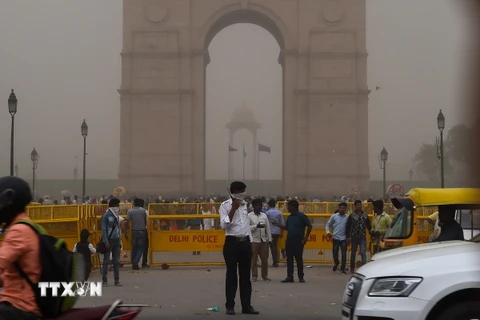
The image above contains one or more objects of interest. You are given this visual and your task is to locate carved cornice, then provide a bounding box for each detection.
[118,173,193,178]
[121,50,367,61]
[120,152,193,157]
[296,173,370,179]
[121,50,209,59]
[280,51,367,57]
[118,89,194,96]
[307,52,368,58]
[294,89,370,97]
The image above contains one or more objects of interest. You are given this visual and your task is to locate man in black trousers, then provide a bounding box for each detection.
[273,199,312,283]
[219,181,259,316]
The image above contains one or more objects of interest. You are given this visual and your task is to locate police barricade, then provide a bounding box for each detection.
[145,214,367,267]
[0,203,434,269]
[26,205,82,250]
[142,213,431,267]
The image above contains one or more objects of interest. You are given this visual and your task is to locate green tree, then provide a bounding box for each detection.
[444,124,471,163]
[413,142,453,181]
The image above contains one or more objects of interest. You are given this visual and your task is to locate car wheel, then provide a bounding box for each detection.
[437,301,480,320]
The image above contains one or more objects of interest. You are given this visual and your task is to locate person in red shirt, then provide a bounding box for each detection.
[0,176,41,319]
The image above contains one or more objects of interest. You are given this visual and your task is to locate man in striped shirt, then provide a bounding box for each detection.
[346,200,372,273]
[326,202,349,274]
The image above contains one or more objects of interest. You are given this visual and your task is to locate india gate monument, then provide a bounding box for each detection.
[118,0,370,197]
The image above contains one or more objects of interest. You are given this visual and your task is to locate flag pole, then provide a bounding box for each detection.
[228,146,231,182]
[257,145,260,180]
[243,143,245,180]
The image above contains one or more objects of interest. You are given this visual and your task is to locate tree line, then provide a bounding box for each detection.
[413,121,478,182]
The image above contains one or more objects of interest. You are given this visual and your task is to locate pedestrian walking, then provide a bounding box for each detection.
[325,203,349,274]
[346,200,371,274]
[125,198,148,270]
[100,197,125,286]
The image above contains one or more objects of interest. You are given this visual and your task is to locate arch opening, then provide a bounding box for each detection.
[204,9,286,52]
[204,20,284,194]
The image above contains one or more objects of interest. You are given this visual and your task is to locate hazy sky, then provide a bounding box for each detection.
[0,0,471,182]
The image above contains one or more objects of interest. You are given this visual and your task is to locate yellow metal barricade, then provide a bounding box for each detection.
[144,213,419,267]
[23,205,82,250]
[0,202,433,269]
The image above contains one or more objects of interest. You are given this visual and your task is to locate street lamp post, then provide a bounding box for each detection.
[437,110,445,188]
[81,120,88,203]
[379,147,388,199]
[8,90,17,176]
[31,148,39,200]
[409,168,413,188]
[14,164,18,177]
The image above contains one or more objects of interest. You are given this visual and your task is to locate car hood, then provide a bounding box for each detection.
[358,241,480,279]
[371,241,468,261]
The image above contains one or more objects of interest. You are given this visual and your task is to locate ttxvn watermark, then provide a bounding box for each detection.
[38,282,103,297]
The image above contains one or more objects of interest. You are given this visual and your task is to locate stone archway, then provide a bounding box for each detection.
[119,0,370,197]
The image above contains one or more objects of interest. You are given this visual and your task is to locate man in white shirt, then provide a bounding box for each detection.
[248,198,272,281]
[202,203,215,230]
[219,181,259,316]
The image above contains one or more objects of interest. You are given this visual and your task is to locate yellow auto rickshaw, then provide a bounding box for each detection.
[382,188,480,250]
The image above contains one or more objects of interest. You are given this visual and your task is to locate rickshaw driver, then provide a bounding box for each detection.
[432,205,464,242]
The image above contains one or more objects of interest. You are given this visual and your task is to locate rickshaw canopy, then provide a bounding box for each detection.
[392,188,480,210]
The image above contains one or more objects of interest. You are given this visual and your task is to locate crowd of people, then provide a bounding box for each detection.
[32,193,386,207]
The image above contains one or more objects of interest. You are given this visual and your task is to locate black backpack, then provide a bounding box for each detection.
[13,219,84,318]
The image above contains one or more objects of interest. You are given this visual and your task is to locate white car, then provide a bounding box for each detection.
[341,236,480,320]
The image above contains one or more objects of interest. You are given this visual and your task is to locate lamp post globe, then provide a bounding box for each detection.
[380,147,388,162]
[81,119,88,137]
[437,109,445,131]
[31,148,38,163]
[8,89,17,116]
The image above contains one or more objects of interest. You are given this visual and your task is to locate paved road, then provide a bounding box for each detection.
[76,264,349,319]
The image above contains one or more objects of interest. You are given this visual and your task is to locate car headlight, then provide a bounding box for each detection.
[368,277,422,297]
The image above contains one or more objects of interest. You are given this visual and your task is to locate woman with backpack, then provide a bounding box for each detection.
[0,176,43,319]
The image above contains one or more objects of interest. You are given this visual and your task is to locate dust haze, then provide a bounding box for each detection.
[0,0,471,185]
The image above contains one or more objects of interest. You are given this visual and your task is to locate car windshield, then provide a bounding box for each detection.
[384,207,412,239]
